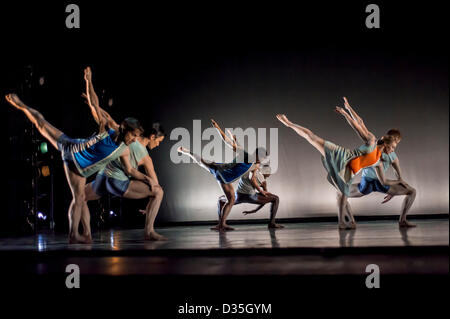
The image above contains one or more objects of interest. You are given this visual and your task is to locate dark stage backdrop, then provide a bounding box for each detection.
[1,2,448,229]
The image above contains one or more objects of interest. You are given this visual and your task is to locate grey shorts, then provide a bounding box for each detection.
[92,174,130,197]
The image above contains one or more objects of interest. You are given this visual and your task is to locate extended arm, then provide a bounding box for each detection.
[335,106,375,145]
[211,119,241,151]
[335,97,376,145]
[84,67,106,132]
[83,67,120,131]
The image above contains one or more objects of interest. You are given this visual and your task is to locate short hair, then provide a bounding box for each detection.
[144,122,166,138]
[386,128,402,139]
[119,117,144,135]
[378,135,396,146]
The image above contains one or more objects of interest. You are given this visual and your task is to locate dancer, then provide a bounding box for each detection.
[217,163,283,228]
[178,119,267,231]
[83,123,167,240]
[5,67,143,243]
[276,97,405,229]
[339,129,417,227]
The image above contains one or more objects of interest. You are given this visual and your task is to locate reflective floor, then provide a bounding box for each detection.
[0,219,448,251]
[0,219,448,276]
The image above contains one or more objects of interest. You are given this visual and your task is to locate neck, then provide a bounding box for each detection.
[137,136,149,147]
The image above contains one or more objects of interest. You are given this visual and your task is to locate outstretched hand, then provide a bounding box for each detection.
[343,96,351,111]
[84,67,92,81]
[211,119,219,128]
[381,194,394,204]
[334,106,346,115]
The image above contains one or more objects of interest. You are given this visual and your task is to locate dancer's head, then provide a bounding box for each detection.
[378,135,397,154]
[143,122,166,150]
[386,128,402,143]
[119,117,144,145]
[254,147,268,163]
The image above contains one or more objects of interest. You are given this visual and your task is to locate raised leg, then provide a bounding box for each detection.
[177,146,214,172]
[5,94,63,149]
[276,114,326,156]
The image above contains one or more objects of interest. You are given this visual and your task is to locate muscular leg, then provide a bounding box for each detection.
[237,193,283,228]
[123,181,167,240]
[337,192,356,230]
[277,114,326,156]
[336,184,364,229]
[63,164,90,244]
[177,146,214,172]
[386,183,417,227]
[81,182,102,238]
[6,94,63,149]
[218,195,227,218]
[211,183,236,231]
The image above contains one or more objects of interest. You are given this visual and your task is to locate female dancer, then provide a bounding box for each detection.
[276,97,404,229]
[83,123,167,240]
[5,67,144,243]
[178,119,267,231]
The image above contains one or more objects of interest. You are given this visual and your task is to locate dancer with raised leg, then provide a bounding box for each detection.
[178,119,267,231]
[5,68,143,243]
[276,97,404,229]
[340,129,417,227]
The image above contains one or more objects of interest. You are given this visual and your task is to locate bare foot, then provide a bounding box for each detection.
[82,233,93,243]
[5,93,26,110]
[210,224,221,231]
[145,231,168,241]
[177,146,189,154]
[276,114,291,127]
[221,224,235,231]
[242,210,256,215]
[399,220,416,228]
[268,223,284,229]
[68,234,92,244]
[338,222,356,230]
[211,224,235,231]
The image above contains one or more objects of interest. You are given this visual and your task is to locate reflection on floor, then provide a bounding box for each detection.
[0,219,448,276]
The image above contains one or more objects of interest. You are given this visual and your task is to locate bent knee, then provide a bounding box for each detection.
[408,187,416,196]
[153,186,164,197]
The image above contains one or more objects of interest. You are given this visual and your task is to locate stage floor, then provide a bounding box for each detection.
[0,219,448,251]
[0,218,448,277]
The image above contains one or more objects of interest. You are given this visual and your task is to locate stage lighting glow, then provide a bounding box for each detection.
[37,211,47,220]
[109,210,115,216]
[39,142,48,154]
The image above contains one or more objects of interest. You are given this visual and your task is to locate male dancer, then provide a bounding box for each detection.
[217,163,283,228]
[81,70,167,240]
